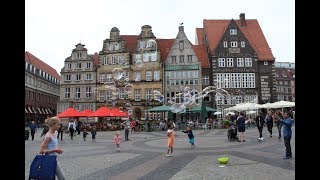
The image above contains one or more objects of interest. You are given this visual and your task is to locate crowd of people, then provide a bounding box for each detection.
[27,109,294,179]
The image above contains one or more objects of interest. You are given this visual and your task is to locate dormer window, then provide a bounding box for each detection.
[223,41,228,47]
[275,73,279,77]
[241,41,245,47]
[179,40,184,51]
[264,61,268,65]
[231,41,237,47]
[230,29,237,35]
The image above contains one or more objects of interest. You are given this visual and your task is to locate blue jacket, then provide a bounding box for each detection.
[280,118,293,137]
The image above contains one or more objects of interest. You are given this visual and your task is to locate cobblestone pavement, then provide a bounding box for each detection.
[25,126,295,180]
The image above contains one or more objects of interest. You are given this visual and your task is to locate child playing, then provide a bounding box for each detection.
[114,131,121,152]
[182,126,195,147]
[91,127,97,142]
[166,122,174,157]
[83,128,88,141]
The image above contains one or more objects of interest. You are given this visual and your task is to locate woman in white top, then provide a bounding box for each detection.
[68,120,76,140]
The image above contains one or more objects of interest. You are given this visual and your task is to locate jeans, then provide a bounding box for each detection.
[57,131,63,141]
[257,126,263,138]
[31,130,35,141]
[69,128,75,140]
[125,129,129,140]
[276,122,282,137]
[284,136,292,157]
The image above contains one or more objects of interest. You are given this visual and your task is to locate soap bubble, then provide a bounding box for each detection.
[124,84,134,93]
[112,68,124,80]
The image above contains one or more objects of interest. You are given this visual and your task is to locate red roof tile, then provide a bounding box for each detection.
[25,51,61,79]
[156,39,174,62]
[121,35,138,54]
[195,28,204,45]
[203,19,275,61]
[193,45,209,68]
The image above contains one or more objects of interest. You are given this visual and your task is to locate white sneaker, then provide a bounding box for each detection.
[258,137,261,141]
[166,154,170,157]
[169,154,173,157]
[260,137,263,140]
[117,148,120,151]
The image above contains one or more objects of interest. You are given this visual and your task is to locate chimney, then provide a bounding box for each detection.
[179,23,184,32]
[240,13,246,27]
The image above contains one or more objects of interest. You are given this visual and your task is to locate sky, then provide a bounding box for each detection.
[25,0,294,75]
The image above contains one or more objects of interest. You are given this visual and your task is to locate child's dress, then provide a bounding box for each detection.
[167,129,174,147]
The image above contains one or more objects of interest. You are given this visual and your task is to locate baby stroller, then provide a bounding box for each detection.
[227,124,238,141]
[25,130,29,140]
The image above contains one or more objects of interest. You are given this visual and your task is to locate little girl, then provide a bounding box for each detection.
[166,122,174,157]
[182,126,195,147]
[114,131,121,151]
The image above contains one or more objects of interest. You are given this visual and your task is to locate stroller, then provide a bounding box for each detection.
[25,130,29,140]
[227,124,238,141]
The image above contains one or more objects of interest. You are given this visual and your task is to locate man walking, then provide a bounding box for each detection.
[280,112,294,159]
[255,112,264,141]
[29,121,37,141]
[123,119,131,141]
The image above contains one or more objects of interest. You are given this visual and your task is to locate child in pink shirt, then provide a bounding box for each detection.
[114,131,121,151]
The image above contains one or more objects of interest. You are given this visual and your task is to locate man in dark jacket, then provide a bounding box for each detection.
[29,121,37,141]
[280,112,294,159]
[236,112,246,142]
[255,112,265,141]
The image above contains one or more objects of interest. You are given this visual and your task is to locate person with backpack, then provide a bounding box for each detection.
[68,120,76,140]
[29,121,37,141]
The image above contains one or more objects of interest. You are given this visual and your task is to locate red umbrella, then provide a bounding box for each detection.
[110,108,129,117]
[91,106,113,117]
[56,108,80,118]
[78,109,95,117]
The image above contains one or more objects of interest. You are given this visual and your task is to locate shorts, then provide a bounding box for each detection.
[238,126,245,132]
[188,138,195,144]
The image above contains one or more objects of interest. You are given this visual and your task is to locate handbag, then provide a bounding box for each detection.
[29,154,57,180]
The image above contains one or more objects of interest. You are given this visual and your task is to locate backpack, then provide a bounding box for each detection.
[69,123,74,129]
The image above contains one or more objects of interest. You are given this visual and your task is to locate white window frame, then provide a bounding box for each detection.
[66,63,72,70]
[231,41,237,47]
[145,71,152,81]
[171,56,176,63]
[203,76,209,85]
[76,74,81,81]
[241,41,245,47]
[264,61,268,65]
[106,74,112,83]
[245,58,252,67]
[230,29,237,35]
[134,89,141,101]
[218,58,225,67]
[135,72,141,81]
[75,87,81,99]
[103,56,108,65]
[119,88,125,99]
[99,74,105,83]
[111,57,116,64]
[154,70,160,81]
[223,41,228,47]
[76,63,82,70]
[85,87,92,99]
[115,43,119,51]
[99,91,105,101]
[237,58,244,67]
[226,58,233,67]
[145,89,152,100]
[86,62,91,69]
[65,74,71,81]
[106,90,112,101]
[86,74,92,80]
[65,88,71,99]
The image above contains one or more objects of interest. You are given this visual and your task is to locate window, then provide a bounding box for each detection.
[76,63,82,69]
[76,74,81,81]
[135,54,142,63]
[146,89,152,100]
[171,56,176,63]
[75,87,81,99]
[65,74,71,81]
[66,63,72,70]
[230,29,237,35]
[111,57,116,64]
[86,74,92,80]
[134,89,141,101]
[223,41,228,47]
[241,41,245,47]
[275,73,279,77]
[202,76,209,85]
[218,58,225,67]
[77,53,82,59]
[179,55,184,63]
[115,43,119,50]
[237,58,244,67]
[106,74,112,83]
[282,72,287,77]
[187,55,192,62]
[106,90,112,101]
[85,87,92,99]
[143,53,149,62]
[118,56,124,64]
[226,58,233,67]
[154,71,160,81]
[245,58,252,67]
[86,62,91,69]
[139,41,145,48]
[108,44,113,51]
[64,88,70,99]
[103,56,108,65]
[231,41,237,47]
[179,40,184,50]
[284,81,288,85]
[146,71,152,81]
[99,91,105,101]
[264,61,268,65]
[99,74,105,83]
[135,72,141,81]
[119,88,125,99]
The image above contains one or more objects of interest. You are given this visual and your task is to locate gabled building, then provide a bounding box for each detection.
[25,51,60,125]
[196,13,276,116]
[97,27,132,112]
[274,67,295,102]
[130,25,163,120]
[164,25,202,122]
[57,43,99,114]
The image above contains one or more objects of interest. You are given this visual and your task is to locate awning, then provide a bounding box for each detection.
[28,107,33,113]
[32,107,37,113]
[45,108,49,114]
[188,106,216,112]
[25,108,28,113]
[41,108,46,114]
[37,107,42,114]
[48,109,52,114]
